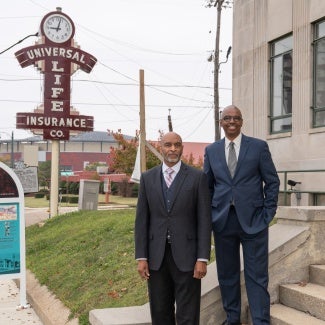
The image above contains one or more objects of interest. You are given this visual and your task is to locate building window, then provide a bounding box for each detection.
[270,35,293,133]
[313,20,325,127]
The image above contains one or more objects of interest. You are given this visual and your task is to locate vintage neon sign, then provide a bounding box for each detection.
[15,9,97,140]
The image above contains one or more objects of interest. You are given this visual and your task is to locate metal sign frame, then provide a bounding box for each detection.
[0,162,27,308]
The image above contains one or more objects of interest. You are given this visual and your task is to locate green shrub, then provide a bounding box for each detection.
[34,193,45,199]
[39,188,49,195]
[69,196,79,203]
[99,181,104,194]
[110,182,118,195]
[60,196,69,203]
[131,183,139,197]
[69,182,79,195]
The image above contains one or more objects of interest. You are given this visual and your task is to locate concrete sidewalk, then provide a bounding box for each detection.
[0,280,43,325]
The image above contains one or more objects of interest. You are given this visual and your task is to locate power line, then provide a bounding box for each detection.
[0,77,231,91]
[78,24,207,56]
[0,32,39,55]
[0,77,232,91]
[0,98,213,108]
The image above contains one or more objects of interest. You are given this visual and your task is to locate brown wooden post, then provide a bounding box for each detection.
[139,69,146,173]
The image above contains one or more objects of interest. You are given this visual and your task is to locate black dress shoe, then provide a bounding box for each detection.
[221,320,241,325]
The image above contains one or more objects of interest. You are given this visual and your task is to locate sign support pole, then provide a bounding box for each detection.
[50,140,60,217]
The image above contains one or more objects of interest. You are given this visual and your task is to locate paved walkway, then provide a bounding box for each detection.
[0,280,43,324]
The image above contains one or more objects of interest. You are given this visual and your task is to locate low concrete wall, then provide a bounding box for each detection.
[90,207,325,325]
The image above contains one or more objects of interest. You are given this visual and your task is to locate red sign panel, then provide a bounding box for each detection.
[14,17,97,141]
[15,45,97,73]
[16,112,93,140]
[16,113,94,130]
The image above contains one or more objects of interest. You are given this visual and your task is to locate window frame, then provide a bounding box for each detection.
[269,34,293,134]
[312,19,325,128]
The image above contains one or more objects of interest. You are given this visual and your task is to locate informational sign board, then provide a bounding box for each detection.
[0,162,27,307]
[0,203,20,274]
[14,166,38,193]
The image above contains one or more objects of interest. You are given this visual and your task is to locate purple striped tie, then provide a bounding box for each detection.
[165,168,174,187]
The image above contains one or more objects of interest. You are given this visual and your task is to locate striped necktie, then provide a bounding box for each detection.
[165,168,174,187]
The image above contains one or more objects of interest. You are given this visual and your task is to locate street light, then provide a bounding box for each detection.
[0,131,14,168]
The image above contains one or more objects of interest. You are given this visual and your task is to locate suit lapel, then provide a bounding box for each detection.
[168,162,188,211]
[153,164,165,208]
[212,138,230,178]
[218,138,229,176]
[236,134,250,175]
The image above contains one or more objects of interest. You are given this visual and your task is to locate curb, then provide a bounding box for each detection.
[26,270,78,325]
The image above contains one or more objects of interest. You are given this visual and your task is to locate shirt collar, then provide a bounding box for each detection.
[162,160,181,174]
[225,133,242,148]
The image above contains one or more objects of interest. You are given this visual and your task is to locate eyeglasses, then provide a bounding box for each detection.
[222,116,242,122]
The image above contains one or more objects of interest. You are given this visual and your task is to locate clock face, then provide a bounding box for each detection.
[42,14,74,43]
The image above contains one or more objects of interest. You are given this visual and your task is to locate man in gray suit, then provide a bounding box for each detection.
[135,132,212,325]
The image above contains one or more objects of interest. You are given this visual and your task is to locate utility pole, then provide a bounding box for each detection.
[139,69,146,173]
[168,109,173,132]
[214,0,224,141]
[209,0,232,141]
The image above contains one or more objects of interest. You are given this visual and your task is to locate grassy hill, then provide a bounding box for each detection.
[26,208,148,325]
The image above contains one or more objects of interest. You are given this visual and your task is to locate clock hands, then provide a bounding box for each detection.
[49,18,62,32]
[56,18,62,32]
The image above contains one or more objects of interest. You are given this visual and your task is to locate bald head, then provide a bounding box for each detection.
[221,105,242,119]
[161,132,182,144]
[220,105,243,140]
[160,132,183,166]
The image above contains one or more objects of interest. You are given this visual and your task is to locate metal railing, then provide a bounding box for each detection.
[277,169,325,206]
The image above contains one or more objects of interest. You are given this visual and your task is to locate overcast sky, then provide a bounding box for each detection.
[0,0,233,143]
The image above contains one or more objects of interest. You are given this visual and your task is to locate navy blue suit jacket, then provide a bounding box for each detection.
[204,134,280,234]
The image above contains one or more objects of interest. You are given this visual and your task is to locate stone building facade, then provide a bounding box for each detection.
[233,0,325,205]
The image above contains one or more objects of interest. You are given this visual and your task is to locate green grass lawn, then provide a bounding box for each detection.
[26,208,147,325]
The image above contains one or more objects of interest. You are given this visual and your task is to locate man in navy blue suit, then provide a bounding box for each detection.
[204,105,280,325]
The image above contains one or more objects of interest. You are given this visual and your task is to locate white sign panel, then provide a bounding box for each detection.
[14,167,38,193]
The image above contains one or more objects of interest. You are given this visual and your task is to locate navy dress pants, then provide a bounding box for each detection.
[213,206,270,325]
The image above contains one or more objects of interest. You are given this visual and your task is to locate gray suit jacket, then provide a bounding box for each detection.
[135,162,211,272]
